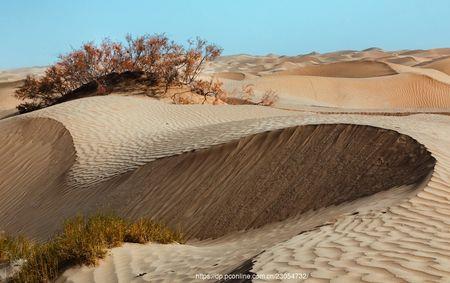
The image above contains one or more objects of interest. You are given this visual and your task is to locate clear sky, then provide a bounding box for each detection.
[1,0,450,69]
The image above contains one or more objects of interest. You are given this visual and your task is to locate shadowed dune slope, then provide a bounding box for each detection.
[275,60,397,77]
[213,72,246,81]
[0,119,435,240]
[103,124,434,239]
[0,118,75,235]
[385,56,419,65]
[58,113,450,283]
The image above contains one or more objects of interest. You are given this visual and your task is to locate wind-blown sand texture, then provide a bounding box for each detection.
[1,48,450,282]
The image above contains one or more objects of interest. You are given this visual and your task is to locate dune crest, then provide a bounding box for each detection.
[274,60,397,78]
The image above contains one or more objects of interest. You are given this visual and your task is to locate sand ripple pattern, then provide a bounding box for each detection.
[53,96,450,282]
[250,114,450,282]
[27,96,301,187]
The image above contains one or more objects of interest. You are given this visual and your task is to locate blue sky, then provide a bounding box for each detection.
[1,0,450,68]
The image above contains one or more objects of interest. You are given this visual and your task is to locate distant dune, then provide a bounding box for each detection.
[0,66,46,83]
[417,56,450,75]
[273,60,397,78]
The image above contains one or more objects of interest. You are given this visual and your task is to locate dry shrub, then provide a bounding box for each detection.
[15,34,223,112]
[189,78,226,104]
[225,85,278,106]
[259,89,279,106]
[173,93,195,104]
[241,84,255,101]
[0,213,183,282]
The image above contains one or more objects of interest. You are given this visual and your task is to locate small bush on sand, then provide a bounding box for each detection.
[189,78,226,104]
[259,89,279,106]
[229,84,279,106]
[241,84,255,101]
[0,213,183,282]
[15,34,223,112]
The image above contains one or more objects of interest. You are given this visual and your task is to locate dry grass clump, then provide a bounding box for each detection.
[0,213,183,282]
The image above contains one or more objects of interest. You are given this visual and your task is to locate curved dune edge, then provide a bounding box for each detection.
[213,71,246,81]
[56,112,450,282]
[416,56,450,75]
[90,124,434,240]
[23,96,300,187]
[273,60,397,78]
[0,117,76,235]
[385,61,450,85]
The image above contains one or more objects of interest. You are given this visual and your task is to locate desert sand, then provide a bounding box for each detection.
[0,67,45,119]
[1,48,450,282]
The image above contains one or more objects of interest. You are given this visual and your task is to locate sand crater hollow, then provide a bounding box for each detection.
[101,124,436,240]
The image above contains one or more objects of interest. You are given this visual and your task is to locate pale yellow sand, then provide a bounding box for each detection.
[418,56,450,75]
[52,107,450,283]
[0,96,448,282]
[1,49,450,282]
[0,66,45,83]
[220,73,450,110]
[273,60,397,78]
[0,67,45,119]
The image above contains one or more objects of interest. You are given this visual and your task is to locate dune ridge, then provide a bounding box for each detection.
[274,60,397,78]
[417,56,450,75]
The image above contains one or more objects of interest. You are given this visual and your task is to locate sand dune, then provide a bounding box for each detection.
[0,117,75,236]
[206,51,450,112]
[47,104,450,282]
[204,48,450,77]
[400,48,450,58]
[0,95,449,283]
[212,71,246,81]
[0,81,22,119]
[0,67,46,119]
[274,60,397,78]
[224,73,450,110]
[385,55,419,65]
[2,49,450,282]
[385,61,450,85]
[0,66,45,83]
[418,56,450,75]
[102,124,433,240]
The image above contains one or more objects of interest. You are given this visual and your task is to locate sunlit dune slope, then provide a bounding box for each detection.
[418,56,450,75]
[219,72,450,110]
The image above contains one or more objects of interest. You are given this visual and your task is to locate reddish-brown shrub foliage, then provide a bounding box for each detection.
[15,34,223,112]
[189,79,226,104]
